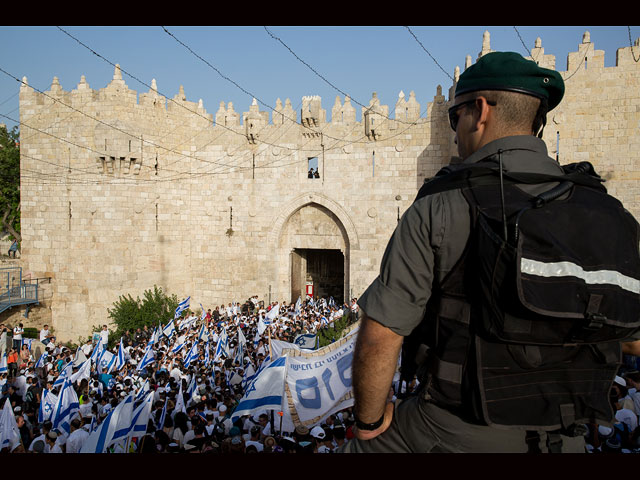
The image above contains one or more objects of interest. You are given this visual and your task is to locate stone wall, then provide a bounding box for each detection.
[16,31,640,342]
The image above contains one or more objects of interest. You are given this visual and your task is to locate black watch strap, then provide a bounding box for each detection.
[353,412,385,431]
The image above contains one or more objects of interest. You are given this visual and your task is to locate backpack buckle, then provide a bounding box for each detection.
[584,313,605,331]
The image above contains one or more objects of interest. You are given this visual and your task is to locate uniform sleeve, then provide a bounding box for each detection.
[358,194,447,336]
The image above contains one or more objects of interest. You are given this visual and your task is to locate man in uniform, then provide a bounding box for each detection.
[341,51,640,453]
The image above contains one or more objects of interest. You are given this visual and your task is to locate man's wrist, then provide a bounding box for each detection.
[353,410,385,431]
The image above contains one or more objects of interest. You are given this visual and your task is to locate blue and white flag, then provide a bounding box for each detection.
[38,389,58,423]
[172,381,186,418]
[134,380,150,403]
[197,323,206,342]
[238,328,247,346]
[148,327,160,347]
[204,339,211,367]
[162,319,176,338]
[328,296,336,308]
[200,303,207,322]
[157,396,168,430]
[186,374,197,401]
[137,345,155,372]
[0,398,20,451]
[51,379,80,434]
[99,350,117,374]
[233,342,244,366]
[231,356,286,424]
[213,328,228,362]
[174,296,191,320]
[127,391,154,441]
[265,303,280,323]
[183,343,199,369]
[115,338,126,372]
[34,351,47,370]
[90,341,103,364]
[257,317,267,336]
[80,394,134,453]
[23,338,34,352]
[53,362,74,388]
[293,333,318,350]
[70,360,92,385]
[0,353,7,375]
[295,297,302,316]
[171,335,186,355]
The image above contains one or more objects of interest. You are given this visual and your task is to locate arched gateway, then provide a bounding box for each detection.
[269,193,359,305]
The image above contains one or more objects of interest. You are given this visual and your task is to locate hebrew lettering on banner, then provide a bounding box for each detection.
[284,327,358,426]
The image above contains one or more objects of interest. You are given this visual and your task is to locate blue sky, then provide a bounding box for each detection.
[0,26,637,132]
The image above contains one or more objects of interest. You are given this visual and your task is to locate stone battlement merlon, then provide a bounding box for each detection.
[20,30,640,134]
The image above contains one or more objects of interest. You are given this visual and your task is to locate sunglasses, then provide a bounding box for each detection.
[448,98,496,132]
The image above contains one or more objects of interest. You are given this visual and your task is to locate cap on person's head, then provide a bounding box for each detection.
[310,425,326,440]
[614,375,626,387]
[46,431,58,441]
[295,424,310,437]
[218,404,227,413]
[229,426,241,437]
[455,51,565,111]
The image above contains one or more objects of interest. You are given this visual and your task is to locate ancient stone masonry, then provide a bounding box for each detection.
[15,31,640,341]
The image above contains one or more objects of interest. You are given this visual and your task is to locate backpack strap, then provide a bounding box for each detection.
[415,161,605,202]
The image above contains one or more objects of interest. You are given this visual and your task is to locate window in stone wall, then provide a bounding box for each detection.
[308,156,319,179]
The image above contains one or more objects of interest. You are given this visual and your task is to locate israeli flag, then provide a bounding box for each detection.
[186,374,197,401]
[204,339,211,367]
[200,303,207,322]
[231,356,286,424]
[0,353,7,374]
[238,328,247,346]
[38,389,58,423]
[174,296,191,320]
[80,394,134,453]
[134,379,150,403]
[99,350,117,374]
[295,296,302,316]
[128,391,154,440]
[328,296,336,308]
[257,317,267,336]
[90,341,103,364]
[183,343,199,369]
[294,333,318,350]
[265,303,280,323]
[51,379,80,434]
[171,336,186,355]
[0,399,20,451]
[70,360,92,385]
[172,380,186,418]
[148,327,160,347]
[137,345,155,372]
[115,338,126,372]
[233,342,244,366]
[157,396,168,430]
[162,319,176,338]
[197,323,206,342]
[213,328,228,362]
[53,362,74,388]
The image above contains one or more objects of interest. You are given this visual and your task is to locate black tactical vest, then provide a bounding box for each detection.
[403,160,640,432]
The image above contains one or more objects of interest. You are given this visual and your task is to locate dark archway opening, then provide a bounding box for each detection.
[290,248,344,305]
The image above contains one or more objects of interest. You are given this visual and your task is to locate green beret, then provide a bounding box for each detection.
[455,51,564,111]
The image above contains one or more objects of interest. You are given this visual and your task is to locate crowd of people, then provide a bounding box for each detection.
[1,293,639,454]
[0,296,362,453]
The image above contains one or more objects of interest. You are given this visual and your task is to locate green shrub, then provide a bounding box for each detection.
[22,327,39,339]
[107,285,179,348]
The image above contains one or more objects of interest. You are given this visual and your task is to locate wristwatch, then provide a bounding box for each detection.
[353,411,385,431]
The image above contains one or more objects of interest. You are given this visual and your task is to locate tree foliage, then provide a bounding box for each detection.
[317,312,357,348]
[107,285,179,344]
[0,125,20,242]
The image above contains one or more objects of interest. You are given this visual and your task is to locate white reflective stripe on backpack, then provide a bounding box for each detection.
[521,258,640,294]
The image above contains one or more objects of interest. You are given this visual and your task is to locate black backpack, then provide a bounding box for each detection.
[404,159,640,434]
